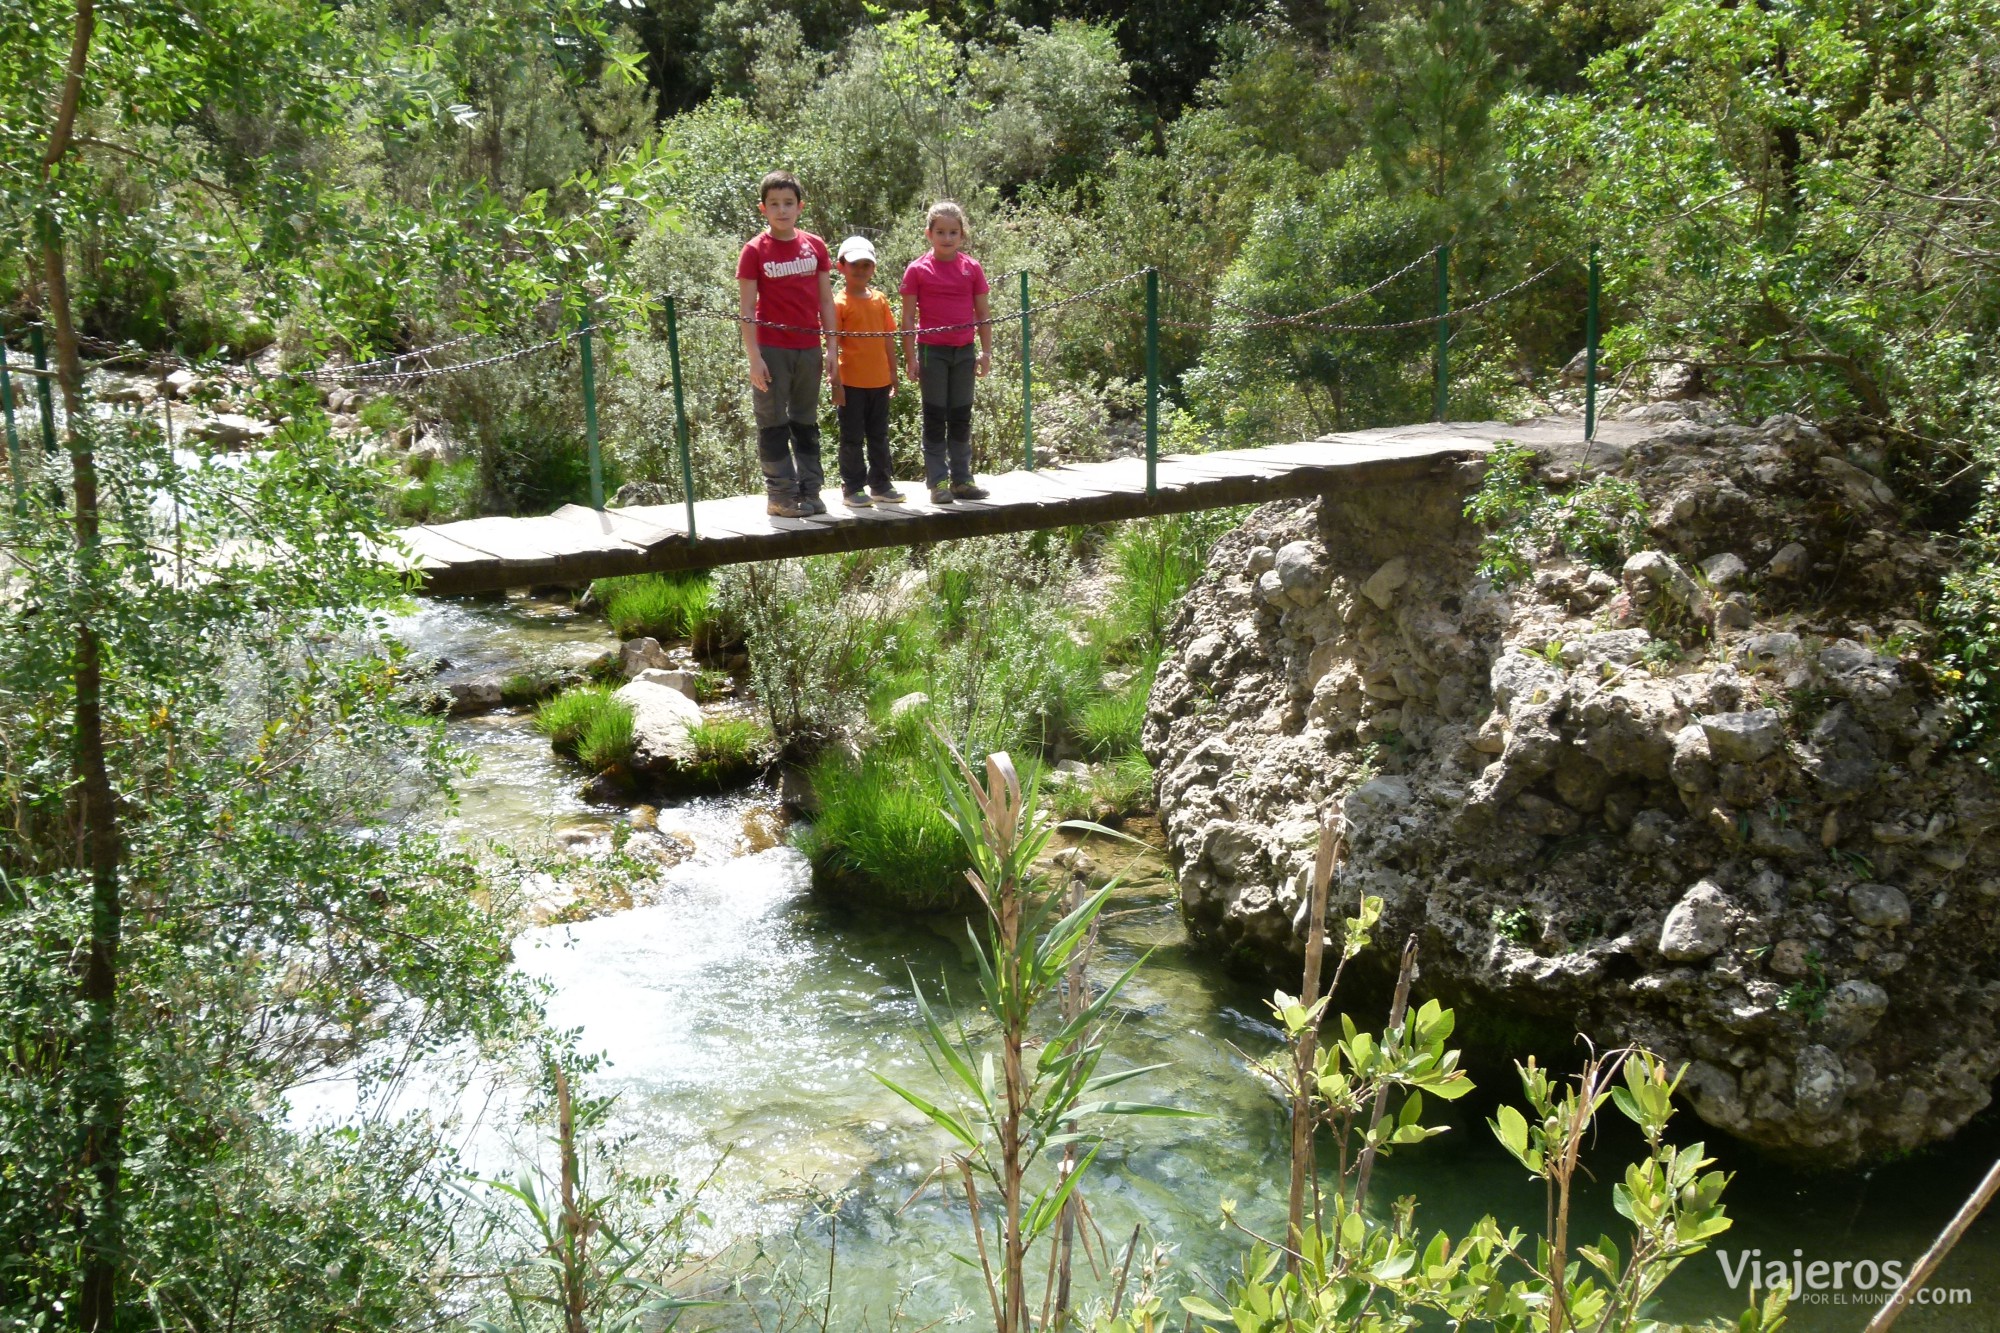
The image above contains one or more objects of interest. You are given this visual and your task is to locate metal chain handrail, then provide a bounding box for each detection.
[674,268,1152,338]
[1207,248,1439,327]
[1049,257,1568,334]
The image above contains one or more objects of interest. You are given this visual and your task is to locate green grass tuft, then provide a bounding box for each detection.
[682,715,770,786]
[535,685,633,771]
[795,750,971,911]
[1077,655,1157,758]
[592,572,716,643]
[576,702,636,772]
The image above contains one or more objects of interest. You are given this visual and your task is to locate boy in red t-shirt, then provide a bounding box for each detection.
[736,170,838,518]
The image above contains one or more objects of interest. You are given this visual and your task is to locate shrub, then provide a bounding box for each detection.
[394,457,479,523]
[535,686,633,771]
[1465,441,1647,587]
[592,572,716,643]
[794,749,972,911]
[357,396,406,433]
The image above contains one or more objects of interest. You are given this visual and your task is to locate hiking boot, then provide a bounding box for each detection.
[872,485,908,503]
[842,488,872,508]
[929,485,955,505]
[949,481,991,501]
[798,494,828,516]
[766,496,809,519]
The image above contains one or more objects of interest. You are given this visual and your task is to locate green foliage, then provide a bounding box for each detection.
[715,554,890,754]
[1465,441,1647,586]
[1491,904,1536,943]
[882,745,1186,1331]
[471,1062,705,1333]
[1174,1011,1775,1333]
[1776,951,1831,1022]
[1,409,536,1325]
[358,396,408,433]
[395,457,482,522]
[1104,509,1245,654]
[593,572,717,644]
[537,685,635,771]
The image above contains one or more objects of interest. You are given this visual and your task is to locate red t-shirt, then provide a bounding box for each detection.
[900,251,988,347]
[736,230,831,350]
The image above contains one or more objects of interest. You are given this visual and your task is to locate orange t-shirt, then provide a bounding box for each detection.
[834,287,897,389]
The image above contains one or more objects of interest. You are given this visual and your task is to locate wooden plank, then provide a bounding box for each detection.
[421,519,569,566]
[391,526,491,568]
[552,504,685,548]
[802,493,915,523]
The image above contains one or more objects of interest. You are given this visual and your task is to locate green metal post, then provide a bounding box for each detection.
[1144,267,1159,496]
[1584,242,1601,442]
[1,325,23,516]
[1020,270,1034,470]
[579,301,603,510]
[665,295,696,540]
[30,324,57,456]
[1433,244,1449,423]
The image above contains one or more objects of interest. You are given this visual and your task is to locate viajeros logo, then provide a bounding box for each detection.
[1717,1249,1973,1307]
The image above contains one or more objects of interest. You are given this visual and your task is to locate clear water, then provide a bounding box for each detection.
[365,594,2000,1329]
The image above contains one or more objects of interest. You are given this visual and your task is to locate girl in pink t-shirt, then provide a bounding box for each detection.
[899,202,992,502]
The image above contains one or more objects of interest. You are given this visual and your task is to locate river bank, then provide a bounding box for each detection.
[352,591,2000,1330]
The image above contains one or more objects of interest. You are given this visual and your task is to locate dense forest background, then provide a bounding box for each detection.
[4,0,1999,1326]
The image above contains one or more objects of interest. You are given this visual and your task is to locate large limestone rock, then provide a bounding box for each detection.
[616,678,703,773]
[1145,412,1996,1165]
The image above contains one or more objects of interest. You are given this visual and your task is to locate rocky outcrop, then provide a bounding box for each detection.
[1145,411,1999,1165]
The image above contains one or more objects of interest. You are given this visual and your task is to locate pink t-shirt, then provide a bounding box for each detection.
[900,252,988,347]
[736,230,831,350]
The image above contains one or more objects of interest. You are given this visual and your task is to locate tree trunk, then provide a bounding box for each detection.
[41,3,121,1328]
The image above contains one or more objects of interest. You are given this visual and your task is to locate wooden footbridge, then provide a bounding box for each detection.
[393,417,1627,597]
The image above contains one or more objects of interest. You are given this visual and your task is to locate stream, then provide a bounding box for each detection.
[327,593,2000,1330]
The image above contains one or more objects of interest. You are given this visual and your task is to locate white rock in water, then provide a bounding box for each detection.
[620,637,673,678]
[1658,880,1733,961]
[634,667,699,700]
[615,679,703,772]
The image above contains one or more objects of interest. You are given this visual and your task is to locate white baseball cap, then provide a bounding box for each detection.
[836,235,877,264]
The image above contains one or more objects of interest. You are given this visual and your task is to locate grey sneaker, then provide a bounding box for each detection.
[872,485,908,503]
[766,496,808,518]
[799,494,828,515]
[950,481,990,501]
[929,485,955,505]
[842,488,872,508]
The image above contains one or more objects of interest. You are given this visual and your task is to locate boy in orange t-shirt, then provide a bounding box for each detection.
[829,236,905,505]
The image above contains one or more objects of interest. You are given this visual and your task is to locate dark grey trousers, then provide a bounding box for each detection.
[836,385,894,493]
[918,343,977,487]
[752,344,825,499]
